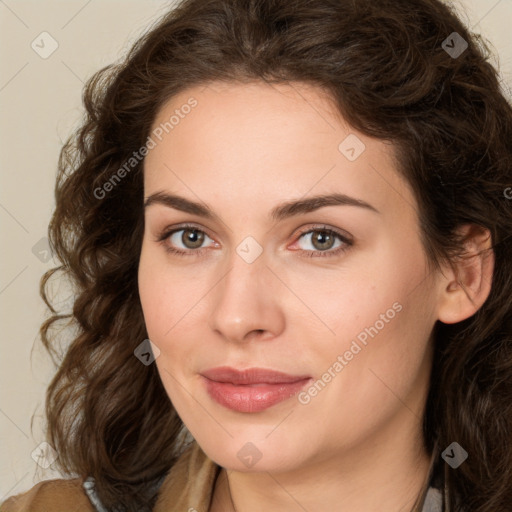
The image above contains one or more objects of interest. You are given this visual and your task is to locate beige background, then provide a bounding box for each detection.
[1,0,511,499]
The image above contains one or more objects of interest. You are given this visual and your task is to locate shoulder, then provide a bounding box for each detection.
[0,478,95,512]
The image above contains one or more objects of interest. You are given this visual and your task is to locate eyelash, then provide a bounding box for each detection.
[156,223,353,259]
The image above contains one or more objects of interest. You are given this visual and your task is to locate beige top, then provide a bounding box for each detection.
[1,441,443,512]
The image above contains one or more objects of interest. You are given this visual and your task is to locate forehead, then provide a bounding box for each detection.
[143,80,416,224]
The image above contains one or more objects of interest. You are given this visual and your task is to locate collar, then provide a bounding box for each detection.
[153,441,221,512]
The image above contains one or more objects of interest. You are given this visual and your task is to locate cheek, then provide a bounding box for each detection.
[301,240,434,405]
[138,250,181,364]
[137,244,210,397]
[138,251,191,399]
[138,248,164,338]
[138,243,198,340]
[283,256,411,350]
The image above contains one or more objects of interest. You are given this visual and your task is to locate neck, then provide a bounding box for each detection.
[210,413,432,512]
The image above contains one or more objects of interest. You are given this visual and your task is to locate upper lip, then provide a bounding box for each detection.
[201,366,311,385]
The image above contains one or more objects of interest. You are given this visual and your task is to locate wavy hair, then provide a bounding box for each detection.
[39,0,512,510]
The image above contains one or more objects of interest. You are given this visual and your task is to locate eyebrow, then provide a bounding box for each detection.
[143,191,379,222]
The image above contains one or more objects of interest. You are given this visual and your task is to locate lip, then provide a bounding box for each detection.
[201,366,312,413]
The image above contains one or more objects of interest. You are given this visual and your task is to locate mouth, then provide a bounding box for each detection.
[200,366,313,413]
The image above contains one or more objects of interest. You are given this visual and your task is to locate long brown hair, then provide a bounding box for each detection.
[40,0,512,510]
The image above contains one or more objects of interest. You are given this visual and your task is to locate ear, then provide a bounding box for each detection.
[436,224,495,324]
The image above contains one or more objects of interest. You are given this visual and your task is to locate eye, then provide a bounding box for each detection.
[156,223,353,259]
[157,224,215,256]
[292,226,353,258]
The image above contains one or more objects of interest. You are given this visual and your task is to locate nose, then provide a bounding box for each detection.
[207,247,285,344]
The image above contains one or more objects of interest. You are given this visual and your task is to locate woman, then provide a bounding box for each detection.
[2,0,511,511]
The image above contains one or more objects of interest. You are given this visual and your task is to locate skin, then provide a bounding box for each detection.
[138,80,494,511]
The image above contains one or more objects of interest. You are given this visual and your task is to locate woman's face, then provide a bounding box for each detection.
[138,80,442,472]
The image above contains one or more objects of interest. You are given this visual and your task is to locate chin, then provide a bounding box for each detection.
[195,433,308,474]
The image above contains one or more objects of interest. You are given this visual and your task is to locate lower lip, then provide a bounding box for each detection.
[202,376,312,413]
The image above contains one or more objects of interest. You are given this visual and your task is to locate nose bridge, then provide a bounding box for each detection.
[208,241,283,342]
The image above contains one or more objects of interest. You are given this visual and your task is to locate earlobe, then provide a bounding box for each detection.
[436,224,495,325]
